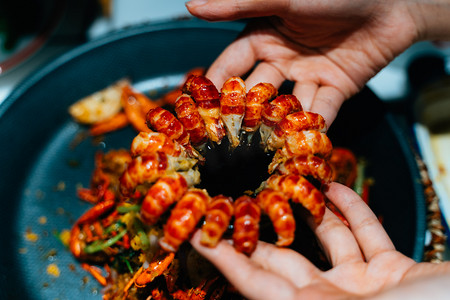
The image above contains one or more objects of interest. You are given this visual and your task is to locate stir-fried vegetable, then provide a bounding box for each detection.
[84,229,128,254]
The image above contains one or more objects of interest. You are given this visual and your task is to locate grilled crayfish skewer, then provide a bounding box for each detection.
[242,82,278,136]
[270,154,333,184]
[259,94,302,147]
[119,151,197,197]
[174,93,209,148]
[266,111,327,151]
[282,130,333,159]
[130,131,186,158]
[232,195,261,255]
[200,195,234,247]
[140,169,201,225]
[266,174,325,224]
[159,188,211,252]
[270,130,333,171]
[146,106,200,159]
[220,76,246,148]
[256,188,296,247]
[183,75,226,143]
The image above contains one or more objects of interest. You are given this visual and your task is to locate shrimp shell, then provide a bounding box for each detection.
[266,174,325,224]
[130,132,185,158]
[282,130,333,159]
[260,94,302,146]
[242,82,278,133]
[256,188,295,246]
[174,94,209,147]
[119,152,197,197]
[119,152,170,196]
[183,75,226,143]
[272,154,333,184]
[159,188,210,252]
[146,106,200,158]
[220,76,246,148]
[232,195,261,255]
[200,195,234,247]
[146,107,190,147]
[267,111,327,151]
[140,173,189,225]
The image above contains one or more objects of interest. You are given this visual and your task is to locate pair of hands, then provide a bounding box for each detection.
[186,0,421,127]
[185,0,450,299]
[191,183,450,300]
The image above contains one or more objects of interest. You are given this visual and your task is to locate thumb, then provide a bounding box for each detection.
[186,0,289,21]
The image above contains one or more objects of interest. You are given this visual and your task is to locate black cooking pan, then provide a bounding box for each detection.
[0,18,425,299]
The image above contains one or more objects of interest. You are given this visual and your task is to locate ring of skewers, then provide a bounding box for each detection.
[68,74,347,299]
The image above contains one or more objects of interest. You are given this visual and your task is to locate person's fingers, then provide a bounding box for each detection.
[309,86,346,128]
[324,183,395,261]
[190,231,298,300]
[205,36,256,89]
[244,62,285,91]
[186,0,290,21]
[191,231,320,290]
[207,19,291,90]
[313,208,364,266]
[292,81,318,111]
[248,241,321,289]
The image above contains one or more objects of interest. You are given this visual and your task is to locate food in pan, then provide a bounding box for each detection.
[66,74,370,299]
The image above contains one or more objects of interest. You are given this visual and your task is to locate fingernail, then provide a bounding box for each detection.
[186,0,208,8]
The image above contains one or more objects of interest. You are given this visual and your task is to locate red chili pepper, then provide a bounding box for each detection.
[81,263,107,286]
[122,233,130,249]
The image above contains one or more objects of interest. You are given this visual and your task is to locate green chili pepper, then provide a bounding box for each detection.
[105,221,125,234]
[84,229,127,254]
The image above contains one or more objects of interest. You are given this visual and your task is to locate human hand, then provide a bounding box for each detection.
[185,0,424,126]
[190,182,450,300]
